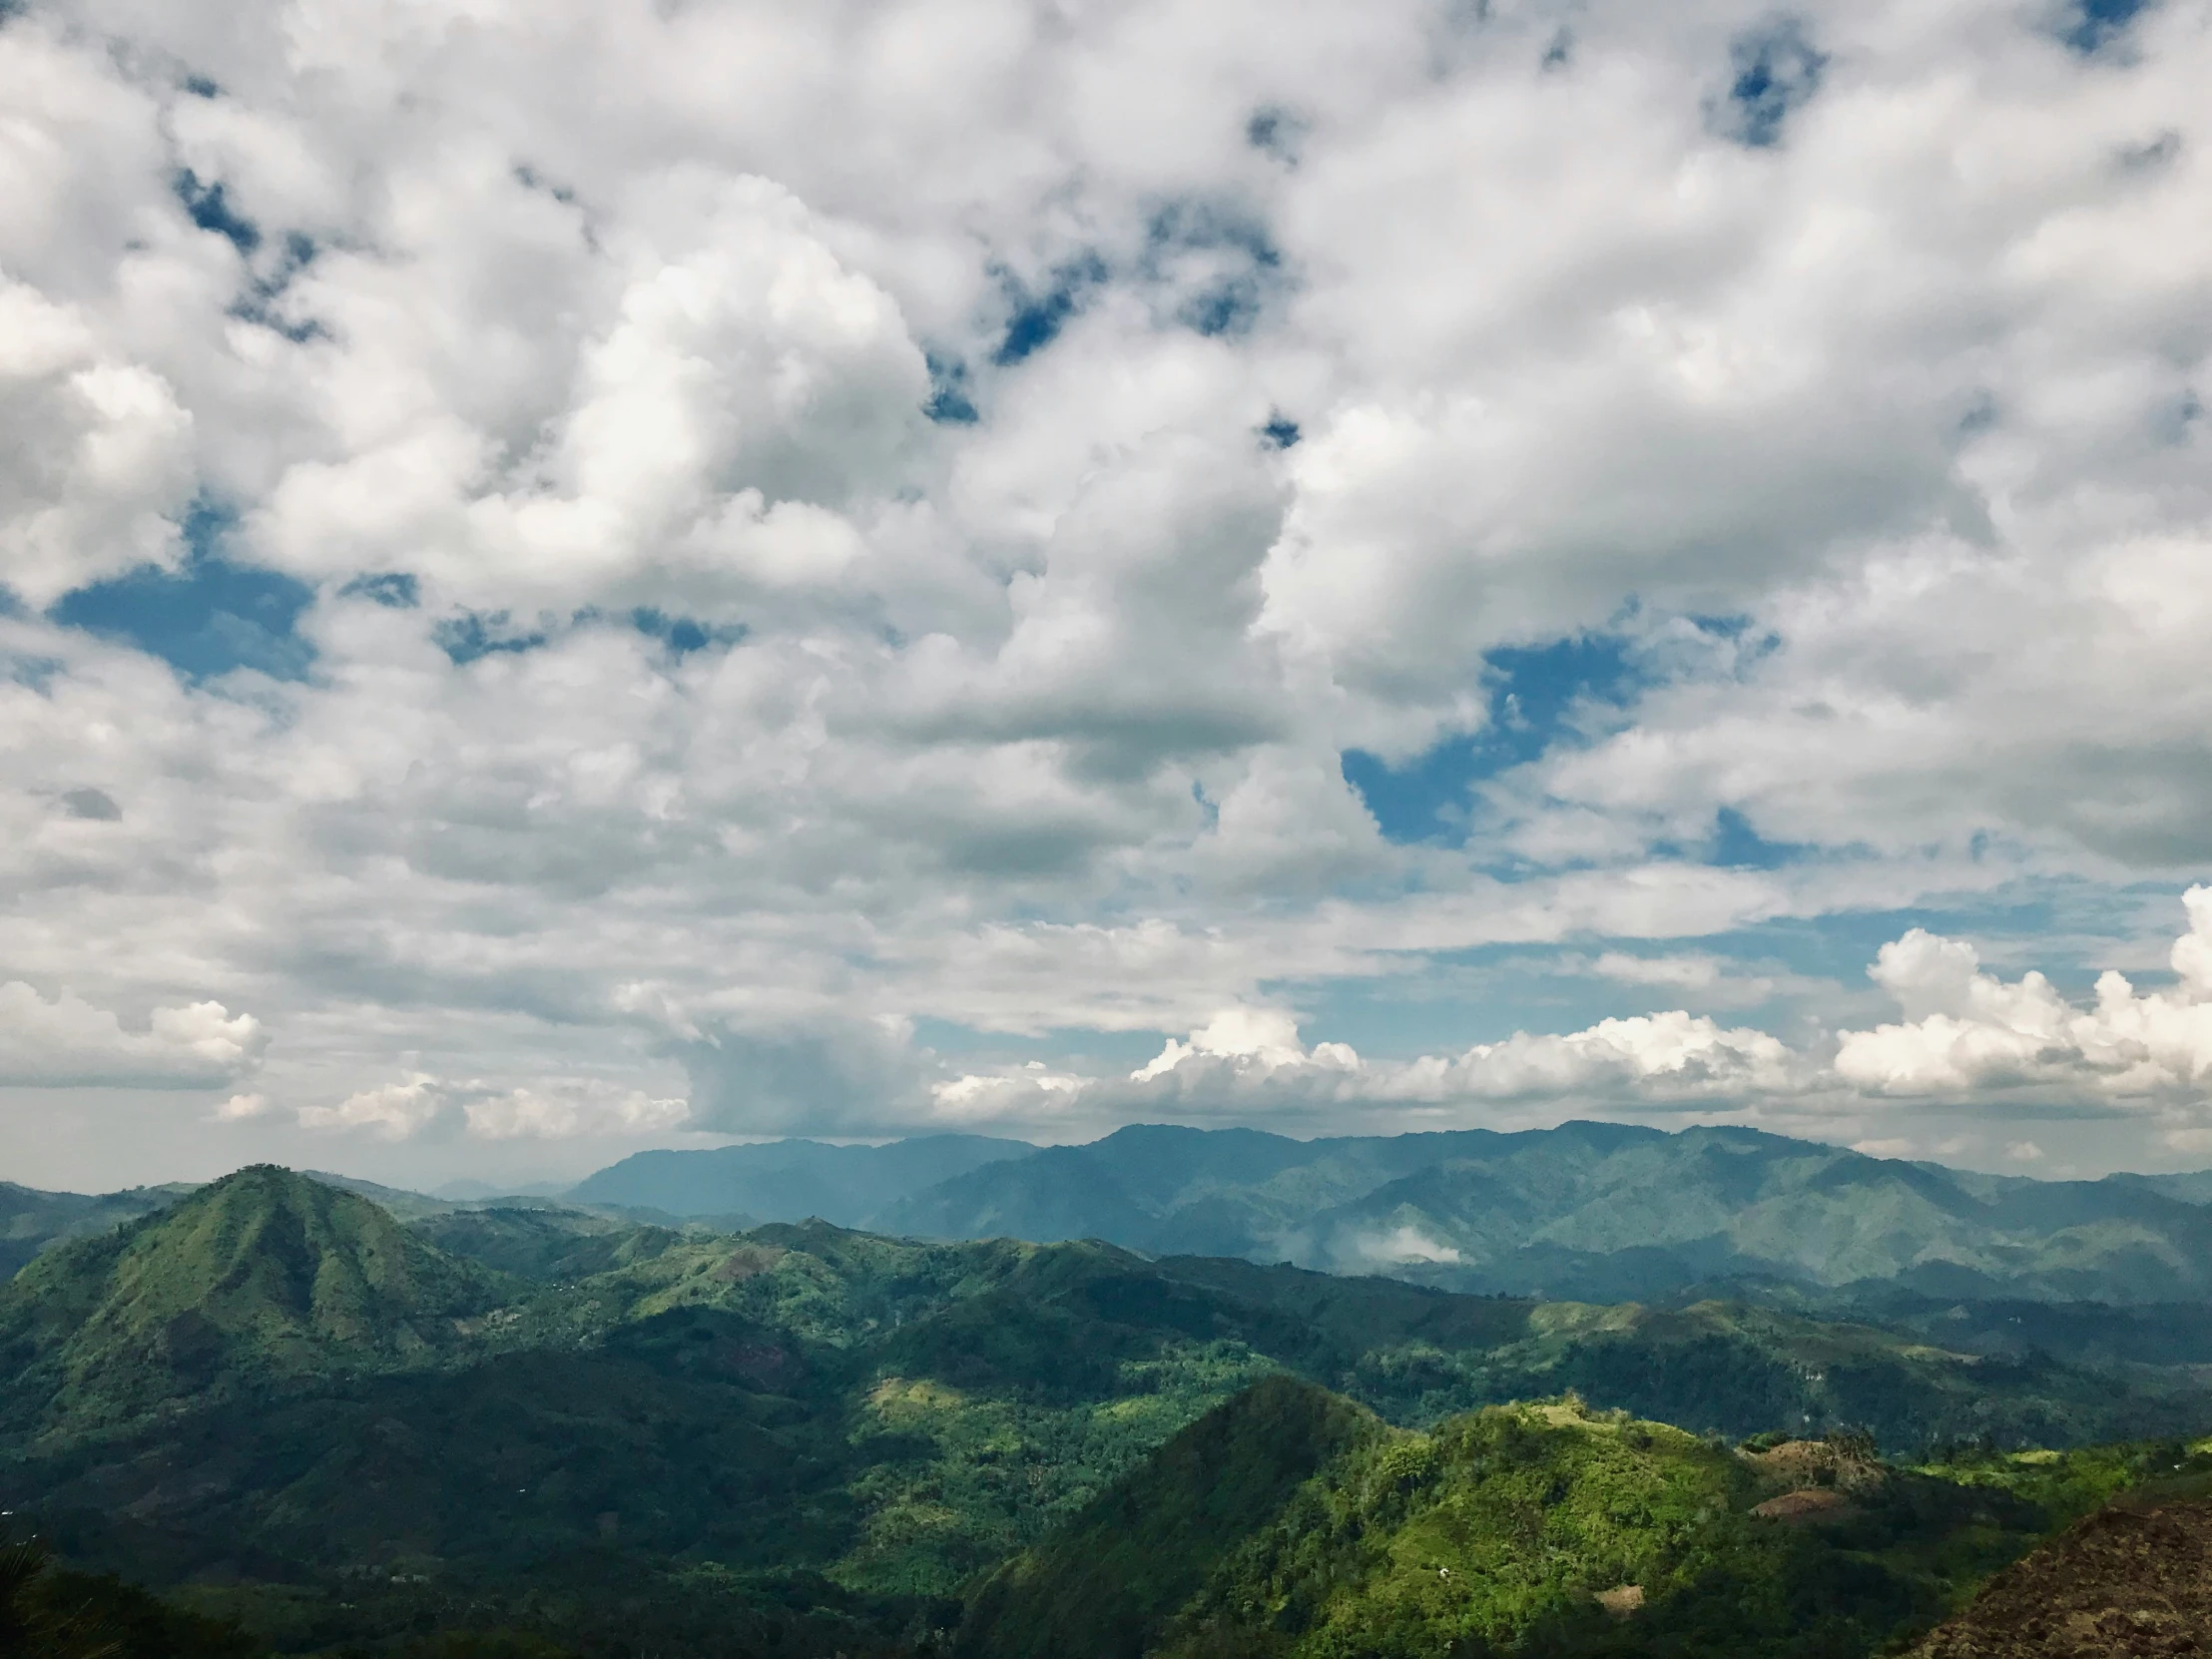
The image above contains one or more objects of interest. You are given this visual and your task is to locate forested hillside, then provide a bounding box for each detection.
[4,1168,2210,1657]
[960,1383,2212,1659]
[550,1123,2212,1309]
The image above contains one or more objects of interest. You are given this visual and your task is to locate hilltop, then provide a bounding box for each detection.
[960,1382,2212,1659]
[0,1166,510,1438]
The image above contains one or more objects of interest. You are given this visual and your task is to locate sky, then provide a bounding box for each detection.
[3,0,2212,1194]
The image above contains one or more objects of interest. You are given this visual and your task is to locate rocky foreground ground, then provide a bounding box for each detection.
[1912,1499,2212,1658]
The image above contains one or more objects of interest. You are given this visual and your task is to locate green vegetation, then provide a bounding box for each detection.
[964,1392,2212,1659]
[4,1166,2211,1657]
[0,1167,511,1440]
[958,1378,1382,1659]
[866,1121,2212,1307]
[0,1180,190,1283]
[1,1531,261,1657]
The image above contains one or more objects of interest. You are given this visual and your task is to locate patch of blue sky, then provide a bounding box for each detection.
[1635,880,2179,1001]
[1283,953,1658,1058]
[173,168,260,255]
[922,350,979,423]
[1142,199,1282,338]
[234,232,323,343]
[47,503,315,682]
[1281,890,2130,1062]
[1342,631,1654,846]
[992,254,1109,366]
[2062,0,2151,53]
[339,572,419,608]
[5,653,65,695]
[432,610,549,665]
[1672,807,1814,871]
[1245,106,1308,165]
[1714,17,1826,149]
[629,608,747,656]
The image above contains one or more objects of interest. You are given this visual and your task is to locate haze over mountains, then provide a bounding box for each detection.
[7,1161,2210,1657]
[565,1122,2212,1309]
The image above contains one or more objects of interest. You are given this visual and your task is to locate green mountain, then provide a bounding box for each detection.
[6,1167,2211,1657]
[0,1166,511,1438]
[0,1180,197,1281]
[567,1134,1033,1228]
[873,1122,2212,1307]
[957,1377,1382,1659]
[959,1382,2212,1659]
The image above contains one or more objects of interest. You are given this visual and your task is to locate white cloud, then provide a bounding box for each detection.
[295,1072,689,1142]
[3,0,2212,1184]
[921,892,2212,1142]
[1835,886,2212,1103]
[298,1074,449,1141]
[0,982,265,1088]
[1353,1225,1462,1266]
[925,1001,1800,1135]
[0,277,193,606]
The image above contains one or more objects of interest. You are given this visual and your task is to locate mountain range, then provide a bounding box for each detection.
[574,1121,2212,1308]
[17,1125,2212,1315]
[7,1164,2212,1656]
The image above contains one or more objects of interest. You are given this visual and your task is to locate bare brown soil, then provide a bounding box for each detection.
[1745,1438,1888,1495]
[1909,1499,2212,1658]
[1751,1485,1853,1523]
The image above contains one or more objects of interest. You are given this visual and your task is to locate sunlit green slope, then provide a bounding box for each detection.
[0,1166,511,1438]
[959,1383,2212,1659]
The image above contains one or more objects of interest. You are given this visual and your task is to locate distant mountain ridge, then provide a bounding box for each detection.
[11,1122,2212,1311]
[0,1180,196,1282]
[562,1121,2212,1308]
[566,1132,1030,1227]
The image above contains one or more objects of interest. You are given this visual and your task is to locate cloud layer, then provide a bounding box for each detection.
[1,0,2209,1184]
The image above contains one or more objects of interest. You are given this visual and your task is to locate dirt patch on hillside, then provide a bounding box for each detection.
[1909,1499,2212,1657]
[1746,1438,1887,1496]
[715,1244,786,1282]
[1752,1486,1854,1524]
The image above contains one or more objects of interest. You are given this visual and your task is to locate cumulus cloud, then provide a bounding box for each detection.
[0,277,193,607]
[255,173,928,616]
[677,1014,927,1137]
[920,892,2212,1142]
[0,983,264,1088]
[925,1000,1802,1135]
[296,1072,689,1142]
[3,0,2212,1183]
[1834,886,2212,1102]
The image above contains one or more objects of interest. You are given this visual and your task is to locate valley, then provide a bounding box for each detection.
[4,1133,2212,1656]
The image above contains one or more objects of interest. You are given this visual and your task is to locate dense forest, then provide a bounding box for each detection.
[2,1166,2208,1656]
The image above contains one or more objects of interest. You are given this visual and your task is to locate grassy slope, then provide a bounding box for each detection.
[0,1167,513,1441]
[967,1392,2212,1659]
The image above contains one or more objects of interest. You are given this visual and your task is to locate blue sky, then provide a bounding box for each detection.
[2,0,2210,1191]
